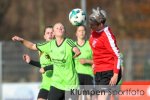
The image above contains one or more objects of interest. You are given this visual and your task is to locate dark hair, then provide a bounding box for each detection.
[100,18,106,24]
[77,25,86,31]
[44,25,53,34]
[46,25,53,28]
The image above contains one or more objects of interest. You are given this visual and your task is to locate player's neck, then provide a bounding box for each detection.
[45,39,52,42]
[56,37,64,45]
[77,39,85,46]
[97,23,105,31]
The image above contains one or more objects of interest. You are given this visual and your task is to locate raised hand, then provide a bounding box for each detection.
[109,73,118,86]
[23,54,31,63]
[79,58,87,64]
[12,36,24,42]
[39,68,45,74]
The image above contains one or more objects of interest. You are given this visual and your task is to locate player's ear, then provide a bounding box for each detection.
[43,34,46,40]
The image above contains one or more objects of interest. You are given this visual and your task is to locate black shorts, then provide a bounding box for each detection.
[48,86,78,100]
[95,70,122,85]
[37,89,49,99]
[78,74,94,90]
[78,74,94,85]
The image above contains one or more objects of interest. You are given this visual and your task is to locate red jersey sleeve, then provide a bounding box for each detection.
[103,27,120,74]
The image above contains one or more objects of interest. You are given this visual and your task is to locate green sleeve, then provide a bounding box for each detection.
[66,39,76,48]
[36,41,51,54]
[121,59,124,67]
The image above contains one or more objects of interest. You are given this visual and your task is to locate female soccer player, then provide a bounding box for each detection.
[88,7,122,100]
[22,26,54,100]
[12,23,81,100]
[74,25,93,100]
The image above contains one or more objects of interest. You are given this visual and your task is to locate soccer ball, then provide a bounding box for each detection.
[69,8,86,26]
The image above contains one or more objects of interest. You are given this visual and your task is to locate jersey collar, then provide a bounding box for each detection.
[55,38,66,47]
[76,40,86,47]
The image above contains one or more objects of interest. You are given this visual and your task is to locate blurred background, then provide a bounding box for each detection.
[0,0,150,99]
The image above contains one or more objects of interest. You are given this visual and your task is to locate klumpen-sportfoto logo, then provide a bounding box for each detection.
[64,84,150,100]
[68,86,145,96]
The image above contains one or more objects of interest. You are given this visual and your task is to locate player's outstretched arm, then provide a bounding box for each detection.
[23,54,53,73]
[12,35,37,50]
[72,47,81,58]
[23,54,41,68]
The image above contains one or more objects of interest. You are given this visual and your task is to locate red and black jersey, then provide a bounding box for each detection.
[89,26,120,74]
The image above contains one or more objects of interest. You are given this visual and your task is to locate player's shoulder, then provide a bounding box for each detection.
[103,26,113,33]
[86,40,91,46]
[85,40,92,48]
[49,39,55,43]
[66,38,75,43]
[66,38,74,41]
[65,38,76,47]
[36,41,50,46]
[85,40,90,44]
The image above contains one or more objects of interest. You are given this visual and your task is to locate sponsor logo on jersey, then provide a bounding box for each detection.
[92,39,98,48]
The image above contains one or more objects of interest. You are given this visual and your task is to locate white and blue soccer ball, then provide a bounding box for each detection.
[69,8,86,26]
